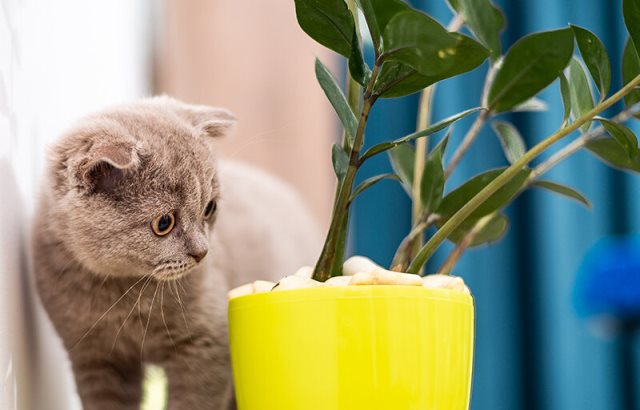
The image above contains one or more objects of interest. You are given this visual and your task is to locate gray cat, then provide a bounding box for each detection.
[32,96,321,410]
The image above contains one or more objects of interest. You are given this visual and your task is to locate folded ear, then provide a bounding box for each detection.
[157,96,237,138]
[71,139,140,195]
[196,108,237,138]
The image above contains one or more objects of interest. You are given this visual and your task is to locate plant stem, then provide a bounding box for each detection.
[448,14,465,32]
[407,86,435,268]
[413,87,434,222]
[407,74,640,275]
[437,213,494,274]
[445,63,497,177]
[445,110,489,177]
[445,104,639,271]
[392,14,466,272]
[399,10,464,269]
[313,63,381,282]
[345,0,362,122]
[531,104,640,178]
[327,0,361,278]
[390,213,439,271]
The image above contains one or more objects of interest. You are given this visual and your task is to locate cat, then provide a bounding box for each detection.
[32,96,322,410]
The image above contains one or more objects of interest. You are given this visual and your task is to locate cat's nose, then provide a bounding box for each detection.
[189,248,208,263]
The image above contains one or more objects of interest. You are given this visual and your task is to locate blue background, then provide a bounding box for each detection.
[349,0,640,408]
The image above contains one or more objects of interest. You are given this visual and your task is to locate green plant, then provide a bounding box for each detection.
[294,0,640,282]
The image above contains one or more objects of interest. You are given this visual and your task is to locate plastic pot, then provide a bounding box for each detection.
[229,285,474,409]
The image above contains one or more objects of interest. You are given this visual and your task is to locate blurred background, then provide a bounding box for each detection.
[2,0,640,409]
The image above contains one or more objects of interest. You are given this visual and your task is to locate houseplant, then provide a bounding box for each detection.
[229,0,640,408]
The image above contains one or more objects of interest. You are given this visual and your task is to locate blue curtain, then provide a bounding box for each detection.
[351,0,640,409]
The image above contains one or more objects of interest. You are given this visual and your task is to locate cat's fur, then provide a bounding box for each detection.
[32,96,321,409]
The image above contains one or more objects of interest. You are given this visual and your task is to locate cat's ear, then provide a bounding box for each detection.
[153,96,238,138]
[71,139,140,194]
[196,108,237,139]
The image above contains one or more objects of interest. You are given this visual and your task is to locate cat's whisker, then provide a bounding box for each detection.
[172,281,182,307]
[177,279,188,296]
[160,282,177,353]
[70,274,150,351]
[225,128,284,159]
[140,281,160,361]
[174,280,193,342]
[98,274,110,290]
[225,123,314,160]
[53,258,80,288]
[136,278,151,325]
[167,279,176,298]
[109,273,155,355]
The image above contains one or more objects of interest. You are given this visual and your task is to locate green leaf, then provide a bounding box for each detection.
[331,143,349,181]
[492,120,526,164]
[431,132,450,159]
[622,39,640,113]
[511,97,548,112]
[571,25,611,100]
[531,180,591,208]
[361,108,482,160]
[420,139,446,214]
[586,138,640,172]
[382,10,489,77]
[373,62,431,98]
[374,31,489,98]
[349,173,401,202]
[597,118,639,159]
[357,0,410,52]
[294,0,355,57]
[623,0,640,56]
[447,0,505,61]
[388,143,415,195]
[437,167,531,221]
[567,57,595,133]
[364,5,488,98]
[348,29,371,87]
[315,59,359,146]
[488,28,574,113]
[443,213,509,247]
[559,72,572,126]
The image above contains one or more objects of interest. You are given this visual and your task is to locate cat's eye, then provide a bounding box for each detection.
[204,199,217,219]
[151,212,175,236]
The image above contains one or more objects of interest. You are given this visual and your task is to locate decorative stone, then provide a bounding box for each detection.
[342,256,381,276]
[349,269,423,286]
[293,266,314,278]
[324,276,352,287]
[272,275,323,291]
[229,257,472,299]
[422,274,470,294]
[252,280,276,293]
[228,283,253,300]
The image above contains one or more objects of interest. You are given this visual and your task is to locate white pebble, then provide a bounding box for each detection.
[272,275,324,291]
[422,274,470,294]
[324,276,352,287]
[342,256,381,276]
[349,269,423,286]
[293,266,314,278]
[227,283,253,300]
[252,280,276,293]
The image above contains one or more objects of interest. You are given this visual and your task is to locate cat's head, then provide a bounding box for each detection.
[46,96,236,280]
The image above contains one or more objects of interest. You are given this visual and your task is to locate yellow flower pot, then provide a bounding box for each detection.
[229,285,475,410]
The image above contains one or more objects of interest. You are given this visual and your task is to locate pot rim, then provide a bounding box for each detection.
[229,285,473,310]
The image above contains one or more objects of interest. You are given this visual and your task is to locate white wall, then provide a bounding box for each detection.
[0,0,152,408]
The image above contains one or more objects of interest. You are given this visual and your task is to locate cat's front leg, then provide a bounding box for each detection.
[70,352,143,410]
[164,333,233,410]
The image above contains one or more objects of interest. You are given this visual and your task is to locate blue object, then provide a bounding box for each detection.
[575,236,640,319]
